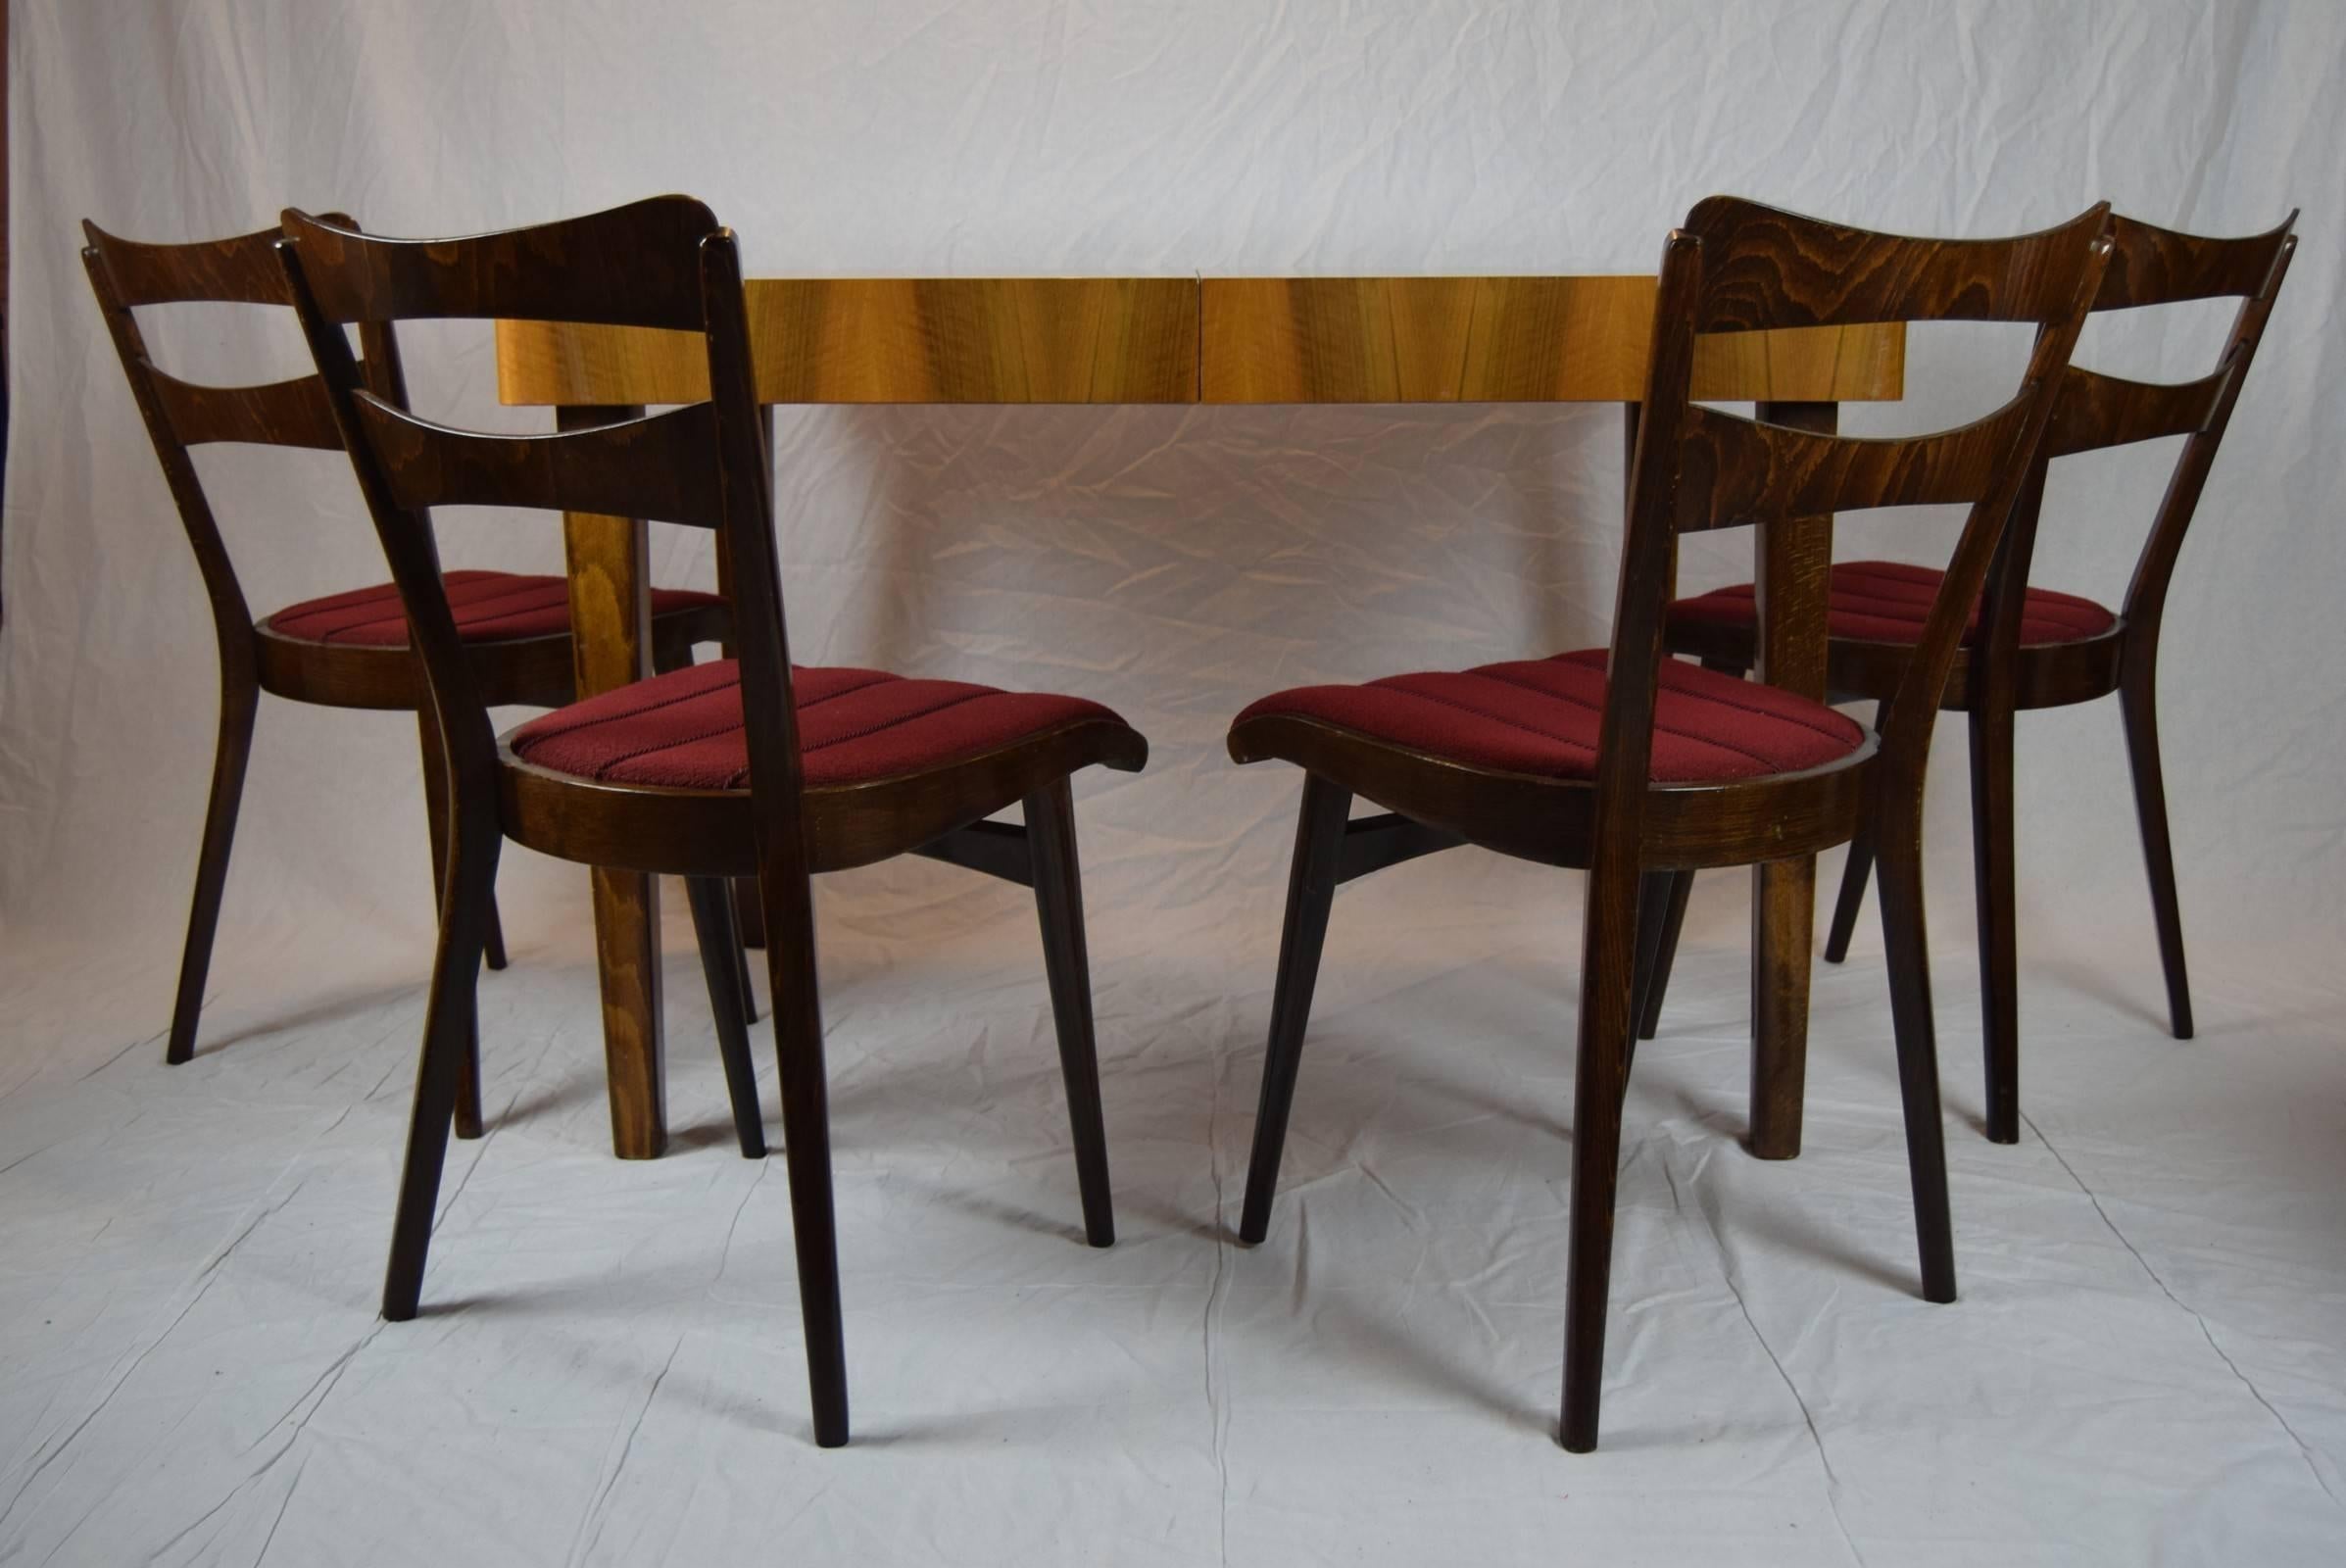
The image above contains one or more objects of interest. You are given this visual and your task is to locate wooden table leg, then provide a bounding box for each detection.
[1747,401,1837,1159]
[560,405,666,1159]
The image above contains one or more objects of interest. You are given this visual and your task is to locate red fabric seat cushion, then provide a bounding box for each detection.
[1234,649,1863,784]
[1671,560,2117,648]
[508,660,1123,791]
[263,569,725,647]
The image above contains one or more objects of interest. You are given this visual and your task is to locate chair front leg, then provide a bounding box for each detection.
[1873,808,1959,1304]
[761,865,850,1447]
[1969,702,2022,1145]
[1631,868,1695,1043]
[381,828,501,1321]
[1822,696,1892,965]
[1560,845,1641,1453]
[2120,657,2194,1040]
[1821,830,1874,963]
[168,652,259,1066]
[684,875,765,1158]
[730,896,760,1026]
[1027,779,1116,1248]
[415,710,488,1139]
[1238,773,1352,1246]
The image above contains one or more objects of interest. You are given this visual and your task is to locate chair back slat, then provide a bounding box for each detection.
[82,218,340,306]
[2046,365,2227,457]
[280,198,715,329]
[349,396,725,527]
[2098,211,2296,310]
[1682,400,2037,530]
[280,201,794,875]
[1687,198,2113,331]
[151,367,344,450]
[81,212,395,657]
[1988,213,2296,650]
[1604,198,2112,845]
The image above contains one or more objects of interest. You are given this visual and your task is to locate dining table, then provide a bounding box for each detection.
[494,275,1906,1161]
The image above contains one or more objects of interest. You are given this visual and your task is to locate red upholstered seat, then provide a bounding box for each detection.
[508,660,1125,791]
[262,569,726,647]
[1233,649,1863,785]
[1671,560,2118,648]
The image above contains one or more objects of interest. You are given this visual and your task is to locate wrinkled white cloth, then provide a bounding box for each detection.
[4,3,2343,1563]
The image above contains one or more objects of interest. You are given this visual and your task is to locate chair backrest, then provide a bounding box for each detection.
[1993,212,2297,653]
[1611,197,2114,827]
[81,216,406,647]
[274,199,795,860]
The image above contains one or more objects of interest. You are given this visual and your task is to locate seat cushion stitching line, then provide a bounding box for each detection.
[1349,683,1599,758]
[1458,668,1783,766]
[589,718,751,780]
[513,674,747,749]
[1467,666,1841,761]
[516,669,893,751]
[799,689,997,752]
[578,676,974,779]
[717,690,1025,790]
[549,683,1002,783]
[308,579,575,640]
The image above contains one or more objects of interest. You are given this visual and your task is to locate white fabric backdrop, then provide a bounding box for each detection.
[3,3,2343,1563]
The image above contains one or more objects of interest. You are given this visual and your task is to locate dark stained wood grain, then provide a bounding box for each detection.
[282,198,1149,1451]
[1237,772,1350,1247]
[83,216,733,1074]
[1227,196,2116,1454]
[1656,211,2298,1131]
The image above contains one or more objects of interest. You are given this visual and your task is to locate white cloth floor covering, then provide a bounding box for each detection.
[1,859,2341,1565]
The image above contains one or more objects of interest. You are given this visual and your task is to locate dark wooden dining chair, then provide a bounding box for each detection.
[1225,197,2114,1450]
[82,219,755,1141]
[1645,212,2297,1144]
[276,196,1148,1448]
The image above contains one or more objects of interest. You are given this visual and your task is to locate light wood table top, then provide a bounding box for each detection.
[495,275,1903,407]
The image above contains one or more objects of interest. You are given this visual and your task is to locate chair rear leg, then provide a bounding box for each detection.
[762,869,850,1447]
[1874,821,1958,1304]
[729,887,760,1025]
[168,669,259,1065]
[382,841,499,1322]
[2120,665,2194,1040]
[1821,833,1874,963]
[1631,869,1695,1043]
[1823,698,1891,964]
[482,897,510,972]
[685,875,765,1158]
[1027,780,1116,1248]
[1970,704,2022,1144]
[1239,773,1352,1246]
[1560,851,1640,1453]
[416,710,486,1140]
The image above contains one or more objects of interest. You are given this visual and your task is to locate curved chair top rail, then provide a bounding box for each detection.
[279,194,786,815]
[82,215,372,452]
[82,216,348,308]
[281,196,719,331]
[1685,196,2114,332]
[281,198,750,532]
[1609,196,2114,803]
[2097,210,2298,311]
[2048,211,2298,458]
[1659,200,2113,532]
